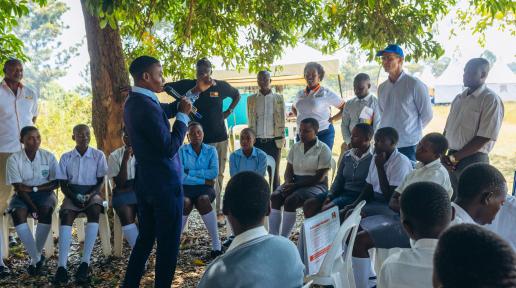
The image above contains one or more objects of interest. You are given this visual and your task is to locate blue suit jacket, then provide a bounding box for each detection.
[124,91,187,201]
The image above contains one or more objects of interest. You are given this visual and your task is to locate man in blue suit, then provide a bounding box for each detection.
[122,56,213,287]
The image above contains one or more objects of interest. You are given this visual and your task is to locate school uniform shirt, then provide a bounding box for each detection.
[6,148,58,186]
[341,94,381,144]
[444,84,504,154]
[229,147,268,177]
[378,72,433,148]
[395,159,453,198]
[486,195,516,250]
[179,143,219,185]
[0,80,38,153]
[56,147,108,185]
[108,146,136,180]
[287,138,332,176]
[378,238,438,288]
[366,149,413,195]
[293,86,344,132]
[450,202,476,225]
[330,149,373,197]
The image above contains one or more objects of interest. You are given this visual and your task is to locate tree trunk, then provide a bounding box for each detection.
[81,1,129,156]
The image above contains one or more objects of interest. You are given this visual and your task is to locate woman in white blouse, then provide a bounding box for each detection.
[292,62,345,149]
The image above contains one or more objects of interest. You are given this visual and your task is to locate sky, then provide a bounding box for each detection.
[57,1,515,90]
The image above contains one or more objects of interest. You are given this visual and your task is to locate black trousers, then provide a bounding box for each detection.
[255,138,282,190]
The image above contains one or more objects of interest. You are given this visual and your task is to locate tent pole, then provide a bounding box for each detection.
[337,74,343,98]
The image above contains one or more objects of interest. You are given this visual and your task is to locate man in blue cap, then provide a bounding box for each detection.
[376,44,433,162]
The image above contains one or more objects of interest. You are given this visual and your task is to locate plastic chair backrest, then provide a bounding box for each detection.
[330,158,337,181]
[266,155,276,190]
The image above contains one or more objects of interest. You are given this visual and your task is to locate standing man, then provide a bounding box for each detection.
[247,71,285,189]
[0,59,38,271]
[376,44,433,161]
[164,58,240,225]
[442,58,504,195]
[122,56,211,287]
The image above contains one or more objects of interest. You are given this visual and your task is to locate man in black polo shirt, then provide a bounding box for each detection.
[164,58,240,225]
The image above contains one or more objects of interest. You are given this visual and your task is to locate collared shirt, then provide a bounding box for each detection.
[179,143,219,185]
[255,91,275,138]
[444,84,504,153]
[450,202,476,225]
[227,226,269,252]
[294,86,344,131]
[487,195,516,250]
[6,148,58,187]
[229,147,267,177]
[107,146,136,180]
[395,159,453,198]
[378,238,439,288]
[56,147,108,185]
[330,148,373,197]
[341,94,381,144]
[0,80,38,153]
[366,149,413,195]
[131,86,190,125]
[378,71,433,147]
[287,138,332,176]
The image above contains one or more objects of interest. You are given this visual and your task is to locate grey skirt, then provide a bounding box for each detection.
[112,189,138,209]
[60,184,104,212]
[9,191,57,213]
[360,214,410,248]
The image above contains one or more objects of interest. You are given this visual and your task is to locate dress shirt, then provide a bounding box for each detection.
[395,159,453,198]
[366,149,413,195]
[56,147,108,185]
[6,148,58,187]
[229,147,267,177]
[341,94,381,144]
[179,143,219,185]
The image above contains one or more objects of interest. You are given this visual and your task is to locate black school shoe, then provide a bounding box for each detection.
[54,266,69,285]
[210,250,224,259]
[75,262,90,284]
[0,265,10,278]
[36,255,46,273]
[222,236,235,249]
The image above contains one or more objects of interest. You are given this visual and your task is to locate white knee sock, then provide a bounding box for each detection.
[81,222,99,264]
[0,226,5,266]
[201,210,221,251]
[181,215,188,234]
[35,223,51,256]
[122,223,138,249]
[58,225,72,268]
[268,209,282,235]
[352,257,372,288]
[16,223,40,265]
[280,211,297,238]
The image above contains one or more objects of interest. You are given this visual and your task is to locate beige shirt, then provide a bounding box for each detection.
[444,85,504,153]
[395,159,453,198]
[254,92,275,139]
[287,139,332,176]
[0,81,38,153]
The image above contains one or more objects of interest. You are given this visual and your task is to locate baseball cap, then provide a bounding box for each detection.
[376,44,404,58]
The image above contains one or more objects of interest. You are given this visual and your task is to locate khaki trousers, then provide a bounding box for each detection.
[206,140,228,214]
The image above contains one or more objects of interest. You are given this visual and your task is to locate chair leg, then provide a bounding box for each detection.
[0,215,9,259]
[44,226,55,257]
[51,209,59,238]
[113,212,123,257]
[76,218,85,243]
[27,218,35,236]
[99,212,112,257]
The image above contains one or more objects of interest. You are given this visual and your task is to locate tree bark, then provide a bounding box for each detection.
[81,0,129,156]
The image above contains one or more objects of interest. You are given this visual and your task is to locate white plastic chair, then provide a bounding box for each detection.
[266,155,276,191]
[302,280,314,288]
[304,200,366,288]
[229,124,248,152]
[330,158,337,181]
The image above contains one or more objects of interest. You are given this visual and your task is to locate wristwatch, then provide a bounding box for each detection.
[449,154,458,165]
[32,186,38,192]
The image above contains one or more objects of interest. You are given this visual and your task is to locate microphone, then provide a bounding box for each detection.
[163,85,202,119]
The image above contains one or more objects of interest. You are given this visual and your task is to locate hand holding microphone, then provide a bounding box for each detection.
[163,75,215,119]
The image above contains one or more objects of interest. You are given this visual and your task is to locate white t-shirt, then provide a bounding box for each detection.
[56,147,108,185]
[287,139,332,176]
[0,81,38,153]
[395,159,453,198]
[294,86,344,131]
[6,148,58,187]
[366,149,413,195]
[108,146,135,180]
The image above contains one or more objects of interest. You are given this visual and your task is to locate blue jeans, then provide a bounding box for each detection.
[296,123,335,150]
[398,145,417,162]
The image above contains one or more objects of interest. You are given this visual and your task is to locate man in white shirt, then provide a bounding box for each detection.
[378,182,452,288]
[376,44,433,162]
[198,171,304,288]
[442,58,504,195]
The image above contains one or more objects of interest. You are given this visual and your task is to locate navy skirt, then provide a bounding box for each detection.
[183,185,216,202]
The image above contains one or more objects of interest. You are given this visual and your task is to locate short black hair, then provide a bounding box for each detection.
[241,128,256,138]
[196,58,212,70]
[300,117,319,133]
[187,121,202,130]
[467,57,491,73]
[304,62,325,81]
[353,73,370,84]
[352,123,374,140]
[223,171,270,227]
[457,163,506,202]
[422,132,448,155]
[20,126,38,139]
[374,127,399,145]
[434,224,516,288]
[3,58,22,70]
[73,124,89,134]
[257,70,271,78]
[129,56,160,80]
[401,182,451,237]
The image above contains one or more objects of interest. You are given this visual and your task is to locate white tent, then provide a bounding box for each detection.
[212,43,341,87]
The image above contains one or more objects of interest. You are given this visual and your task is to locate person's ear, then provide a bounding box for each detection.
[72,134,76,141]
[481,191,493,205]
[401,219,416,239]
[367,83,371,89]
[142,71,150,82]
[480,70,488,80]
[450,205,456,221]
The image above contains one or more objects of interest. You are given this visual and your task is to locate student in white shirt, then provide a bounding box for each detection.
[6,126,58,276]
[269,118,332,238]
[433,224,516,288]
[54,124,108,285]
[108,128,138,250]
[378,182,452,288]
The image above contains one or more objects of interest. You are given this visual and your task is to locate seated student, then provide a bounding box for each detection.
[198,171,304,288]
[451,163,506,225]
[54,124,108,285]
[487,194,516,250]
[378,182,452,288]
[303,123,374,218]
[6,126,59,275]
[269,118,332,238]
[433,224,516,288]
[229,128,267,177]
[107,128,138,250]
[179,122,222,257]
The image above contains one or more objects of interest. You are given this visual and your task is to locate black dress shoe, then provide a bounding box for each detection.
[210,250,224,259]
[0,265,10,278]
[54,266,68,284]
[75,262,90,285]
